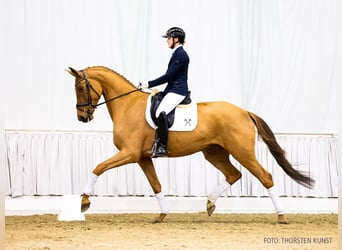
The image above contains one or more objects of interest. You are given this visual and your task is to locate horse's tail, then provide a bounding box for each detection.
[248,112,315,189]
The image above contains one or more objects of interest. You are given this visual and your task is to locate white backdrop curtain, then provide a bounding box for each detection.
[0,0,339,132]
[5,131,338,198]
[1,1,340,198]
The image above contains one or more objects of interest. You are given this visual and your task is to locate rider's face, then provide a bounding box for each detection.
[167,37,179,48]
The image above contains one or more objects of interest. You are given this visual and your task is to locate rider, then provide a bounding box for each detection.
[139,27,190,158]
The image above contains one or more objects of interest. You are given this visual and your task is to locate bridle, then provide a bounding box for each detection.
[75,70,101,114]
[75,70,139,114]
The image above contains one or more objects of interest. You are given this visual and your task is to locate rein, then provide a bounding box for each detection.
[76,70,139,112]
[95,89,140,107]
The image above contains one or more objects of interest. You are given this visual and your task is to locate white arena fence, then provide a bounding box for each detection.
[4,130,338,199]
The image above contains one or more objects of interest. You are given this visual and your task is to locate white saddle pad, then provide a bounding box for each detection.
[145,94,198,131]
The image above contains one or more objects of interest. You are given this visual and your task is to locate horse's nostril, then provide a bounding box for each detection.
[79,116,87,122]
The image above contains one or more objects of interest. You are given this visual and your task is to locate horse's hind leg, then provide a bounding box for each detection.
[202,145,242,216]
[138,157,168,223]
[236,153,287,224]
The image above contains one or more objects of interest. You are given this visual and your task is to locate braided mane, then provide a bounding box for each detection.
[85,66,136,88]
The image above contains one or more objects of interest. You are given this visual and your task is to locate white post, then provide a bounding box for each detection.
[0,104,5,249]
[58,195,85,221]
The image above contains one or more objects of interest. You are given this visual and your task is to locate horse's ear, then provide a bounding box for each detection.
[66,67,81,78]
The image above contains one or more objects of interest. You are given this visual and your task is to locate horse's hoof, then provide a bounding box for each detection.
[81,194,91,212]
[277,214,288,224]
[207,200,216,216]
[152,213,167,223]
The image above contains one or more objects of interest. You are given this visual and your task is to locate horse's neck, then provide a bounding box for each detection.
[100,70,134,96]
[87,67,132,100]
[89,67,143,122]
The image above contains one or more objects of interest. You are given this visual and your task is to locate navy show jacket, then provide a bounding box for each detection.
[148,46,190,96]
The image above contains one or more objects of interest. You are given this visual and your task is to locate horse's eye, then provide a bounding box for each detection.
[78,87,84,93]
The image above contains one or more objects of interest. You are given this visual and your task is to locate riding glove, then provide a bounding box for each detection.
[138,81,149,89]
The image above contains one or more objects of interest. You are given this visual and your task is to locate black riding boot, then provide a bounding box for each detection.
[151,111,168,158]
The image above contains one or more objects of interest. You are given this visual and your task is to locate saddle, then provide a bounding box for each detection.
[150,91,192,128]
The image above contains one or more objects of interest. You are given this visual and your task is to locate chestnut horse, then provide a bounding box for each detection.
[67,66,314,223]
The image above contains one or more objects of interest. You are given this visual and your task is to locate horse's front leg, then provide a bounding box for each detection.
[138,158,168,223]
[81,150,139,212]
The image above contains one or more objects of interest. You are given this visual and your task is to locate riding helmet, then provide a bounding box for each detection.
[162,27,186,43]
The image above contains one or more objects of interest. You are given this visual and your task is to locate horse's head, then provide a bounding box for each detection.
[67,67,102,122]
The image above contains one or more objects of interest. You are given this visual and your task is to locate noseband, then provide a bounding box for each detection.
[75,70,139,114]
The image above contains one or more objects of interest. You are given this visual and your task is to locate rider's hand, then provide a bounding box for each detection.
[137,81,149,89]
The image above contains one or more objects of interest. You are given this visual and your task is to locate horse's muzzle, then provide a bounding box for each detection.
[78,114,93,123]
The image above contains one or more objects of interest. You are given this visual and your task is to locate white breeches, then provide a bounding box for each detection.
[156,92,185,117]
